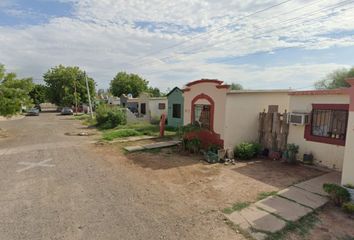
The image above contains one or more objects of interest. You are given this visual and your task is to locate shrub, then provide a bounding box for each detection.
[323,183,351,206]
[234,142,260,160]
[342,202,354,214]
[96,105,126,129]
[183,138,201,153]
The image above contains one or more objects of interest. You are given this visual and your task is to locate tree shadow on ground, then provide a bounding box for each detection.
[125,146,205,170]
[231,160,325,189]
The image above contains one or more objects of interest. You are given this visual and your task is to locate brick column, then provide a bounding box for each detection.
[342,78,354,185]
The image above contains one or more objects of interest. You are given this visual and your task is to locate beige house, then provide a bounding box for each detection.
[124,93,167,123]
[182,78,354,185]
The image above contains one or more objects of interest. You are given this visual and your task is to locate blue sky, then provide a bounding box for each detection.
[0,0,353,91]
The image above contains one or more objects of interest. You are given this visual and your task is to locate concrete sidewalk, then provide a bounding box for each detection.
[124,140,181,152]
[225,171,341,240]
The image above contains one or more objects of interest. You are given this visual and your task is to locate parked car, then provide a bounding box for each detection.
[27,108,39,116]
[61,107,73,115]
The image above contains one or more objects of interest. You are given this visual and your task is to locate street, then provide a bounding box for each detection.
[0,113,237,240]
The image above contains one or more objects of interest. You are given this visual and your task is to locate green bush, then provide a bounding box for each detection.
[323,183,351,206]
[183,138,201,153]
[96,105,126,129]
[234,142,261,160]
[342,202,354,214]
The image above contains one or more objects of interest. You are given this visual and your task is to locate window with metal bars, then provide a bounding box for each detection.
[311,109,348,140]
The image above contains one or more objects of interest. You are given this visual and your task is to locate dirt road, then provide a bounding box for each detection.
[0,113,239,240]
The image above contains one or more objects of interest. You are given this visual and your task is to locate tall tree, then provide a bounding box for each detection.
[230,83,244,90]
[148,87,163,97]
[43,65,95,107]
[110,72,148,97]
[315,67,354,89]
[29,84,48,105]
[0,65,34,116]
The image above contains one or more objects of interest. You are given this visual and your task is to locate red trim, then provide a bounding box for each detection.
[191,93,215,131]
[186,79,223,87]
[182,88,191,92]
[304,104,349,146]
[312,104,349,110]
[289,89,347,96]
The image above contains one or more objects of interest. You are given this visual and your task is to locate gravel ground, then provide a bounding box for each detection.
[0,113,239,240]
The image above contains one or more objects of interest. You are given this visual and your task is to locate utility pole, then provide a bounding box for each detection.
[74,75,78,116]
[85,72,94,119]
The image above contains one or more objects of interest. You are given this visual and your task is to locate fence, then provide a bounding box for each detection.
[258,106,289,152]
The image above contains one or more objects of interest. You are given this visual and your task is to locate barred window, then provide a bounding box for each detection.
[311,109,348,140]
[158,103,166,110]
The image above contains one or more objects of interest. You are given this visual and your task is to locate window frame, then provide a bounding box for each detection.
[158,103,166,110]
[304,104,349,146]
[172,104,181,119]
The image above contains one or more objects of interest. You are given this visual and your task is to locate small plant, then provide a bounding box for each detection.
[342,202,354,214]
[183,138,201,153]
[323,183,351,206]
[286,143,299,163]
[257,191,278,201]
[234,142,260,160]
[223,202,250,214]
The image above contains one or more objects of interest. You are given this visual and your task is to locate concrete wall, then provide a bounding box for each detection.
[223,91,290,150]
[342,79,354,184]
[167,89,184,128]
[183,82,228,139]
[148,98,168,122]
[288,94,349,170]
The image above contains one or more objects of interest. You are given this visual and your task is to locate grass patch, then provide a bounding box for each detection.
[257,191,278,201]
[102,129,142,141]
[101,123,177,141]
[265,212,319,240]
[223,202,251,214]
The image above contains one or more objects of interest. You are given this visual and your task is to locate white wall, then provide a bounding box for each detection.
[342,111,354,184]
[223,91,290,150]
[148,98,167,121]
[288,94,349,170]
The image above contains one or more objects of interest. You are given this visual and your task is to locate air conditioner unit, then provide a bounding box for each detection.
[288,113,310,125]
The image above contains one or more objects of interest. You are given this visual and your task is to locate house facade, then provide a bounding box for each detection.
[167,87,184,128]
[180,78,354,185]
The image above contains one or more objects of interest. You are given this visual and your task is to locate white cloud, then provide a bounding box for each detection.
[0,0,353,91]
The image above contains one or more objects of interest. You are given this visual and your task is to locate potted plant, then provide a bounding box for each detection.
[286,144,299,164]
[343,184,354,203]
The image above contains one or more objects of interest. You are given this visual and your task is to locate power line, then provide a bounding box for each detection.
[130,0,295,64]
[132,0,354,70]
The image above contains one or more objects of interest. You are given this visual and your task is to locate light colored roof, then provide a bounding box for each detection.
[289,88,348,96]
[149,97,167,100]
[228,89,292,94]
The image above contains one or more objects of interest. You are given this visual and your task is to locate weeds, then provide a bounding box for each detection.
[257,191,278,201]
[223,202,250,214]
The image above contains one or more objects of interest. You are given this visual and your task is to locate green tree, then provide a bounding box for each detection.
[43,65,95,107]
[110,72,148,97]
[230,83,243,90]
[315,67,354,89]
[148,87,163,97]
[29,84,48,105]
[0,65,34,116]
